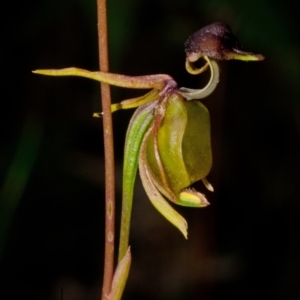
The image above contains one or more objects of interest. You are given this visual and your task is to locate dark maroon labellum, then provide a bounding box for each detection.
[185,22,264,61]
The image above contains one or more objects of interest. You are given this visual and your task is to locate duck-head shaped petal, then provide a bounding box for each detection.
[185,22,265,62]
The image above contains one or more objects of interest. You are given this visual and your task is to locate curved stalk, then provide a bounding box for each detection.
[178,56,220,100]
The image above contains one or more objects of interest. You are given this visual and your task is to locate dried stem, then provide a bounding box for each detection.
[97,0,115,299]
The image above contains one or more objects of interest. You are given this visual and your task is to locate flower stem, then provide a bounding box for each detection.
[97,0,115,299]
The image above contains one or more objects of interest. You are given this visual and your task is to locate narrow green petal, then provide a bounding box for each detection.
[111,89,159,112]
[118,101,156,261]
[139,125,188,238]
[33,68,173,89]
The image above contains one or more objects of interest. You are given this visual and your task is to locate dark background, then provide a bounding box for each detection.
[1,0,300,299]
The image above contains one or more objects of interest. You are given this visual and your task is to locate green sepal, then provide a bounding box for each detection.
[144,93,212,207]
[157,94,190,194]
[139,122,188,238]
[118,101,156,261]
[182,100,212,183]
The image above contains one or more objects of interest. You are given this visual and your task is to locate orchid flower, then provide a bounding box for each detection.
[33,23,264,262]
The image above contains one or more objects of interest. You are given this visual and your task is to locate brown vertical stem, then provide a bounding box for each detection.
[97,0,115,299]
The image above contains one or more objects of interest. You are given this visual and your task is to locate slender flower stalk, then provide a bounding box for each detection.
[97,0,115,299]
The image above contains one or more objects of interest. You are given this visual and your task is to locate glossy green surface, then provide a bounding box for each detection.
[145,94,212,205]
